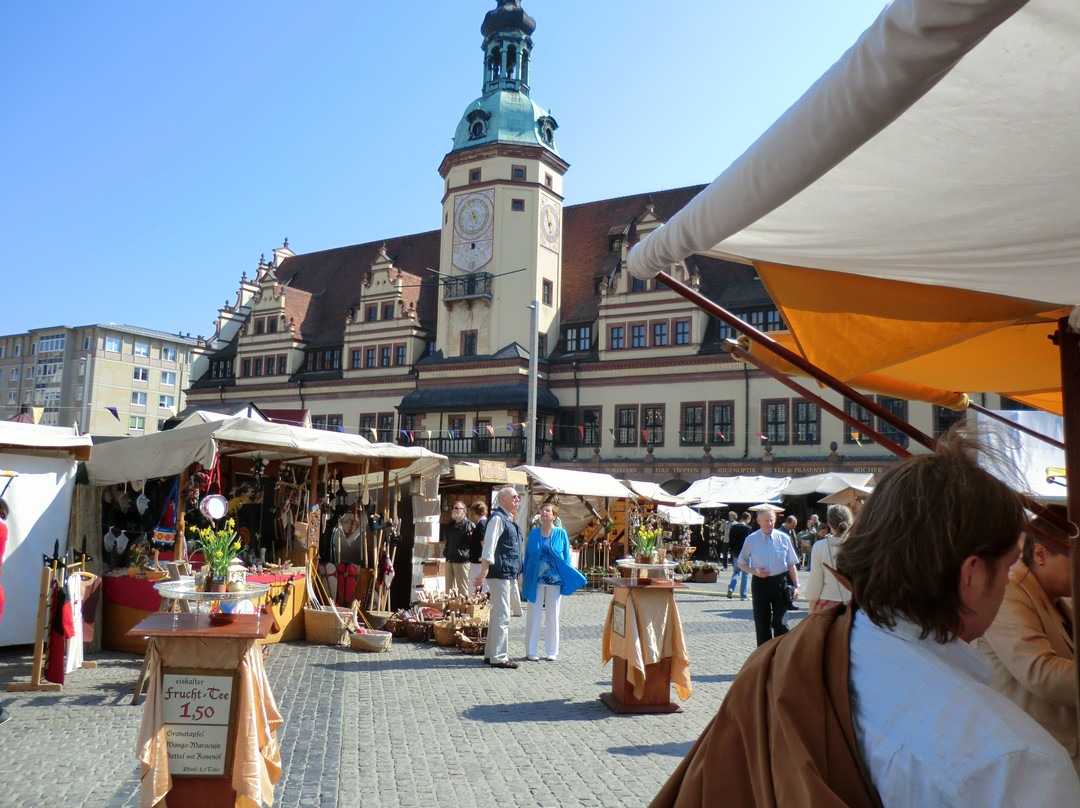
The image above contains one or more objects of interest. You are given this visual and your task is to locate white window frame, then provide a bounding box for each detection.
[161,371,176,386]
[131,391,147,406]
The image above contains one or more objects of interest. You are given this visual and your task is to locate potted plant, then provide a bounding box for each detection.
[632,523,663,564]
[189,518,242,592]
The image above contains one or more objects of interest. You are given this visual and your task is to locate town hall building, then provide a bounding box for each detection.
[185,0,977,490]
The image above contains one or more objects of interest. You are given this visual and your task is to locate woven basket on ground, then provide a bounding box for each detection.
[404,620,434,643]
[349,629,392,653]
[304,607,350,646]
[385,617,407,638]
[433,619,460,647]
[456,629,486,655]
[364,610,393,630]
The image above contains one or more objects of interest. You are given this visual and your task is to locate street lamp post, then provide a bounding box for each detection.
[527,300,539,465]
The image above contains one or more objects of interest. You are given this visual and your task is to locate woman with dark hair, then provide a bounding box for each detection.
[805,503,853,613]
[976,517,1078,772]
[468,500,488,593]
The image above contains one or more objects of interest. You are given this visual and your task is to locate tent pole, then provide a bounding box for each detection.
[724,340,913,459]
[656,271,935,450]
[1054,316,1080,738]
[967,402,1066,449]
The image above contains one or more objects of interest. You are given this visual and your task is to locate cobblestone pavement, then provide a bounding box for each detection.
[0,574,804,808]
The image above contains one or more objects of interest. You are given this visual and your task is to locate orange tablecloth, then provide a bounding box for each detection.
[135,624,282,808]
[602,585,691,701]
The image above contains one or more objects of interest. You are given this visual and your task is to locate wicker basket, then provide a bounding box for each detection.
[350,630,392,653]
[364,610,393,630]
[385,617,407,638]
[304,607,350,646]
[404,620,434,643]
[433,619,460,647]
[456,630,486,655]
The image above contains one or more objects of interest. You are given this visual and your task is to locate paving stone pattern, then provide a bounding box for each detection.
[0,577,803,807]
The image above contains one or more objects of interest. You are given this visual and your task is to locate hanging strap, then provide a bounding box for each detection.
[158,478,180,525]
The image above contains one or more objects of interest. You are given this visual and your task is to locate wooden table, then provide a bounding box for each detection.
[128,613,282,808]
[600,578,691,714]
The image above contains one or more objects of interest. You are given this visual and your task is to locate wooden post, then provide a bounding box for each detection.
[1055,316,1080,741]
[7,566,62,692]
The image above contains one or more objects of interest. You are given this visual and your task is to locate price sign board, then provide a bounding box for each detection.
[161,668,239,777]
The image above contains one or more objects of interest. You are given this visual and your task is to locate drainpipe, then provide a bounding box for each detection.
[572,360,580,461]
[297,379,305,410]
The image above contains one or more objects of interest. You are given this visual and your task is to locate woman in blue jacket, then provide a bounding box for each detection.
[522,503,586,661]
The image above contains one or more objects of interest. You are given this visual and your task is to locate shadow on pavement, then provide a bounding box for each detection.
[462,697,608,724]
[608,740,693,758]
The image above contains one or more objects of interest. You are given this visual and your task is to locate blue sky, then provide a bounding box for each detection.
[2,1,883,339]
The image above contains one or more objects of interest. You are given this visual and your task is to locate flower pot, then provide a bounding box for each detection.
[206,575,227,593]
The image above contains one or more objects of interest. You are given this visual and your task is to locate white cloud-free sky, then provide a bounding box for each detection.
[2,0,883,338]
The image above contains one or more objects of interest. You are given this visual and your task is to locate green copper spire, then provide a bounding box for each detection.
[449,0,559,156]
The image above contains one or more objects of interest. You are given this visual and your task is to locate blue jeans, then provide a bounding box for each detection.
[728,567,748,597]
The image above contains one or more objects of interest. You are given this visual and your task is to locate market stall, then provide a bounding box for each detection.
[85,415,447,646]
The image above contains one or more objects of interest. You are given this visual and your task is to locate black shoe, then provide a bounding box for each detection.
[492,660,518,669]
[726,590,733,599]
[483,658,491,665]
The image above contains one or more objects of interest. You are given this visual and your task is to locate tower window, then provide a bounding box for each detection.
[544,173,553,189]
[461,330,478,356]
[469,168,482,184]
[511,165,526,180]
[542,279,553,306]
[511,199,525,212]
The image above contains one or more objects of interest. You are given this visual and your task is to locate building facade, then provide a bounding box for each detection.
[0,325,201,436]
[186,1,987,489]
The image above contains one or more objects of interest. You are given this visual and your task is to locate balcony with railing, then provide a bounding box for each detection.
[442,272,493,302]
[406,434,553,460]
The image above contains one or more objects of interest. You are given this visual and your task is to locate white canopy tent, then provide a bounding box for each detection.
[620,479,689,506]
[86,416,447,488]
[682,475,791,510]
[658,504,705,526]
[781,473,876,498]
[629,0,1078,305]
[513,465,635,538]
[0,422,93,646]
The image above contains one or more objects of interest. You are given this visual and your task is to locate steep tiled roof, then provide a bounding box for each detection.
[560,185,707,315]
[274,230,441,347]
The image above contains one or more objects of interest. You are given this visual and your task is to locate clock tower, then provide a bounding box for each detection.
[436,0,569,359]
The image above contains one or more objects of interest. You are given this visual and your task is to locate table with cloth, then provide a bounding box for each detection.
[131,613,282,808]
[600,579,691,713]
[103,571,306,653]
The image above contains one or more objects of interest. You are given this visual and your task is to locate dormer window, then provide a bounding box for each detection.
[537,115,557,146]
[610,236,622,253]
[466,109,491,141]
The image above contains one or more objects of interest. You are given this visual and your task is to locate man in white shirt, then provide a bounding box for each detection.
[836,433,1080,807]
[736,507,800,647]
[649,431,1080,807]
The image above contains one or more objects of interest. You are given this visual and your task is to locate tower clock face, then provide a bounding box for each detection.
[452,190,495,272]
[539,199,561,252]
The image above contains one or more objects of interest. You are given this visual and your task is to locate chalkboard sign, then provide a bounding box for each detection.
[161,668,239,777]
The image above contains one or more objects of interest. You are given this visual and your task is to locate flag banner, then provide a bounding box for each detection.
[506,424,515,432]
[578,425,584,439]
[106,406,120,421]
[485,424,494,436]
[547,424,553,436]
[641,429,649,443]
[715,430,726,440]
[755,432,769,440]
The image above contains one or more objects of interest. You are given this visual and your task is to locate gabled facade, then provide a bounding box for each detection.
[185,1,989,488]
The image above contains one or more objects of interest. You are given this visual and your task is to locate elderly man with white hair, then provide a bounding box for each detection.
[736,506,800,647]
[474,486,524,669]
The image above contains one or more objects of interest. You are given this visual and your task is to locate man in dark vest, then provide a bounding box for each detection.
[474,486,523,668]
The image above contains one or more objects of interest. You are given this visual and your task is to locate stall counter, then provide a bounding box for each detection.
[103,571,306,654]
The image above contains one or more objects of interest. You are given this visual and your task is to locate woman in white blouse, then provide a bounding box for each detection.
[806,504,853,613]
